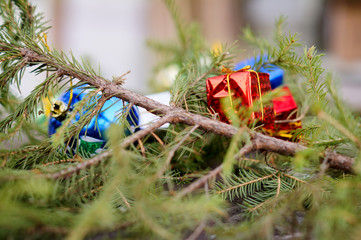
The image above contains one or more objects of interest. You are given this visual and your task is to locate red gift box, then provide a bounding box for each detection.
[270,86,302,139]
[206,69,274,127]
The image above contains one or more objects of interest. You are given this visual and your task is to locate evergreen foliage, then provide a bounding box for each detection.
[0,1,361,239]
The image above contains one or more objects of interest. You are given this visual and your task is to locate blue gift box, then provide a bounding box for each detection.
[49,87,139,152]
[235,56,284,89]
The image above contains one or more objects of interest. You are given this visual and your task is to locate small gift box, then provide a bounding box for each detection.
[235,55,284,89]
[270,86,302,139]
[206,67,274,127]
[48,86,140,155]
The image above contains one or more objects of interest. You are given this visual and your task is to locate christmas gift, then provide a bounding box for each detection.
[268,86,301,139]
[49,86,140,155]
[206,66,274,127]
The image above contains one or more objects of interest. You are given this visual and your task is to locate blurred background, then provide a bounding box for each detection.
[23,0,361,110]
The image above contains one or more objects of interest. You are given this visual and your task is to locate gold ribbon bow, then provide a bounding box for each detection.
[221,65,264,120]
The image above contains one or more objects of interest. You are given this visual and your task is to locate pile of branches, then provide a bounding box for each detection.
[0,1,360,239]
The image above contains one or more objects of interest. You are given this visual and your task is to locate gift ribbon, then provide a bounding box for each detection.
[67,78,74,111]
[221,65,264,120]
[265,121,302,139]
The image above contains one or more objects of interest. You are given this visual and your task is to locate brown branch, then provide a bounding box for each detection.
[120,114,174,147]
[249,200,267,213]
[276,173,281,197]
[175,164,223,200]
[47,151,111,179]
[185,221,206,240]
[150,131,164,146]
[42,158,80,166]
[15,47,355,173]
[137,139,146,157]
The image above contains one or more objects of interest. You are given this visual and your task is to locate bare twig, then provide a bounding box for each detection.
[83,186,103,198]
[185,221,207,240]
[42,158,81,166]
[276,173,281,197]
[176,164,223,199]
[120,114,173,147]
[234,143,254,161]
[137,139,146,157]
[150,131,164,146]
[115,186,131,209]
[176,144,254,199]
[47,151,111,179]
[249,201,267,213]
[274,106,309,124]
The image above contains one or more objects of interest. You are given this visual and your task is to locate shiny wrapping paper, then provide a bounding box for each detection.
[206,71,274,127]
[49,87,140,139]
[49,87,140,154]
[271,86,302,139]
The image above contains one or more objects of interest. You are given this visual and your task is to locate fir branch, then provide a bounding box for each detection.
[0,111,25,140]
[156,124,199,178]
[312,138,345,147]
[2,2,361,238]
[176,144,254,199]
[283,173,307,184]
[248,200,267,213]
[41,158,80,166]
[135,203,174,240]
[216,174,273,195]
[303,46,326,103]
[318,110,361,149]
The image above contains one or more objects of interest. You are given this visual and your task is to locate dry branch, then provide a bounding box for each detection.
[18,47,355,174]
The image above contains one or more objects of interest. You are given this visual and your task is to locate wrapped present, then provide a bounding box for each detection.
[49,86,140,155]
[206,66,274,127]
[235,55,284,89]
[268,86,302,139]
